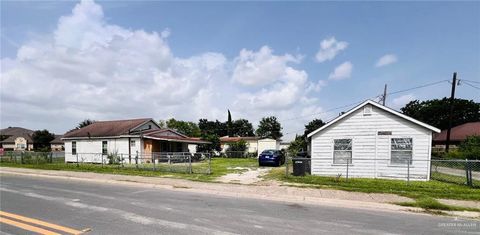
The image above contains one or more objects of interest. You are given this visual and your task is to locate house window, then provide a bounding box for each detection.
[72,141,77,155]
[333,139,352,164]
[102,141,108,155]
[391,138,413,165]
[130,140,136,147]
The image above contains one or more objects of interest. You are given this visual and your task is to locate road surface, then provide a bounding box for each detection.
[0,174,478,234]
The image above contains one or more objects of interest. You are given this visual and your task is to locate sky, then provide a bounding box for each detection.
[1,0,479,140]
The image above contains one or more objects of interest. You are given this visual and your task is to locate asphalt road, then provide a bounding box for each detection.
[0,174,478,235]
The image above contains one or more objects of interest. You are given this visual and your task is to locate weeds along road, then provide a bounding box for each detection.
[0,174,477,235]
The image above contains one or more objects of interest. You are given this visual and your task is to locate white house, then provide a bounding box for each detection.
[62,118,209,163]
[307,100,440,181]
[220,136,280,156]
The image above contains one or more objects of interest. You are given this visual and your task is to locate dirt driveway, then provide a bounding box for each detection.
[217,167,273,184]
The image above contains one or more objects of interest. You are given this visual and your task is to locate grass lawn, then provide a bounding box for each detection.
[265,168,480,204]
[0,158,259,182]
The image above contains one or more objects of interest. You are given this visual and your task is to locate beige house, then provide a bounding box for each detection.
[50,135,64,151]
[220,136,280,156]
[0,127,34,151]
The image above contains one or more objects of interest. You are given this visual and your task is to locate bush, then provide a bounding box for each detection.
[444,150,463,159]
[227,140,247,152]
[459,135,480,160]
[107,150,123,164]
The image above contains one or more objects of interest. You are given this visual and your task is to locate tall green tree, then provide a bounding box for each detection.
[227,109,232,136]
[32,130,55,151]
[256,116,283,140]
[401,98,480,130]
[304,119,326,137]
[231,119,255,136]
[287,135,307,156]
[77,119,95,129]
[198,119,228,137]
[196,133,221,152]
[164,118,201,137]
[288,118,325,156]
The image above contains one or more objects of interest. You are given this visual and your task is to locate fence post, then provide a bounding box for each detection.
[466,159,473,187]
[152,154,156,171]
[187,153,191,174]
[407,159,410,184]
[346,159,349,182]
[208,153,211,175]
[429,159,432,180]
[135,151,138,169]
[76,154,79,167]
[285,153,289,178]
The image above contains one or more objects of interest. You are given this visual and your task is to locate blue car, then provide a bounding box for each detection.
[258,150,285,167]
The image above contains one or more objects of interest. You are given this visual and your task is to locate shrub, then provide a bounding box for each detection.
[227,140,247,152]
[107,150,123,164]
[459,135,480,160]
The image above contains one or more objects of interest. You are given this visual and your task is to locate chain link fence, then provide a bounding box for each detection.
[220,151,258,158]
[285,156,480,188]
[0,151,212,175]
[0,151,65,164]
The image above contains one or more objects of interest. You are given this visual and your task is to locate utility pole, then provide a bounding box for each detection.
[445,72,457,152]
[382,84,387,106]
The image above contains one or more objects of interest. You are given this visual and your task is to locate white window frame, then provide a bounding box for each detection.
[332,138,353,165]
[130,140,136,147]
[390,137,413,165]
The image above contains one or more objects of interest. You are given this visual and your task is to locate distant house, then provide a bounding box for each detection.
[220,136,280,156]
[62,118,209,163]
[433,122,480,149]
[0,127,35,151]
[50,135,64,152]
[279,142,290,150]
[307,100,440,181]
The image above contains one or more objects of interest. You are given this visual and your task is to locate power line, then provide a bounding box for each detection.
[462,81,480,90]
[282,79,450,136]
[280,100,367,122]
[461,79,480,84]
[387,80,449,96]
[280,79,449,123]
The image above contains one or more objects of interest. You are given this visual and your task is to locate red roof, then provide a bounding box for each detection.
[63,118,152,138]
[219,136,260,142]
[433,122,480,142]
[144,129,210,144]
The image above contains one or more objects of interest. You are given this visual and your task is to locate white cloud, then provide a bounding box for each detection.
[375,54,398,67]
[328,61,353,80]
[306,80,327,93]
[1,0,225,129]
[0,0,326,141]
[315,37,348,63]
[232,46,301,86]
[390,94,416,109]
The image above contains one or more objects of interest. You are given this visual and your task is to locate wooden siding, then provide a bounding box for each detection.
[310,104,433,181]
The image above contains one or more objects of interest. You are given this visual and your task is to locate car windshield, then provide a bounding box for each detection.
[262,150,276,155]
